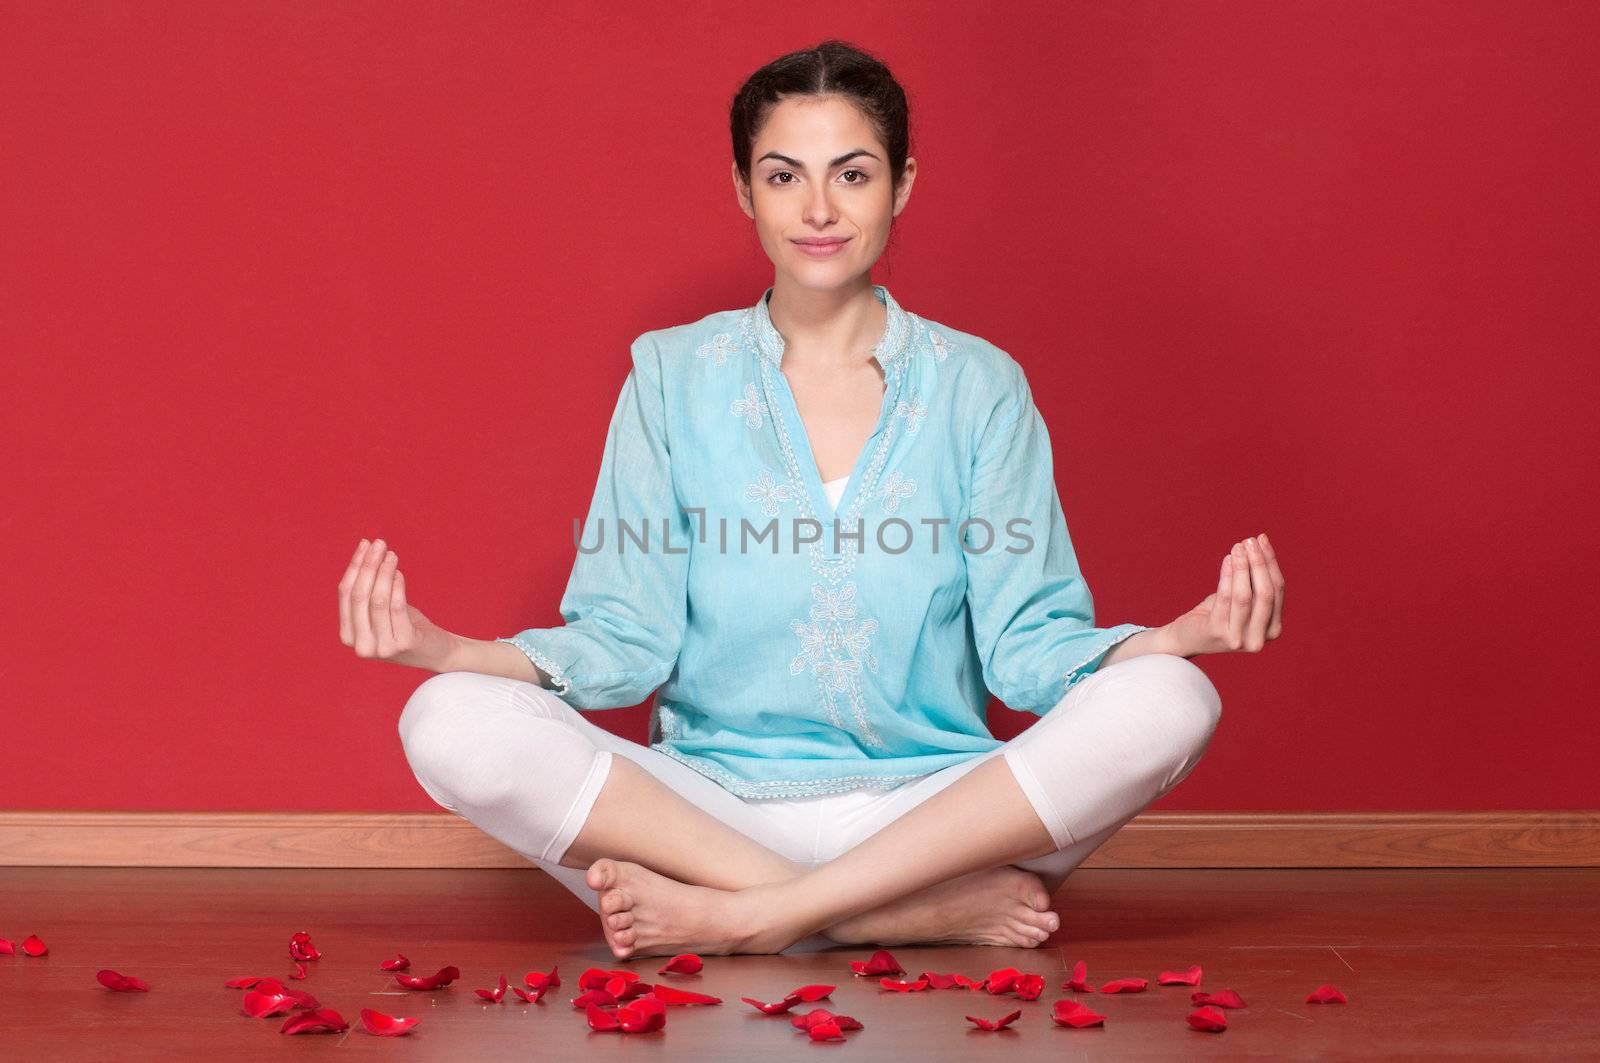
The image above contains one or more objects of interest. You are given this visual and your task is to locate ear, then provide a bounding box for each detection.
[892,156,918,217]
[732,160,754,219]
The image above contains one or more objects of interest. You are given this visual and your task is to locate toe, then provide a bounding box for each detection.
[1007,917,1049,946]
[587,858,618,891]
[600,888,632,915]
[607,911,634,931]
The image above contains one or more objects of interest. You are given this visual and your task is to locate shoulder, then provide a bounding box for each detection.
[632,306,748,367]
[906,312,1033,431]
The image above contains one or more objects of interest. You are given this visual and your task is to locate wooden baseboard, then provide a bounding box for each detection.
[2,810,1596,869]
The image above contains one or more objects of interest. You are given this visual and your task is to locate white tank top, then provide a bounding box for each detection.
[822,475,849,510]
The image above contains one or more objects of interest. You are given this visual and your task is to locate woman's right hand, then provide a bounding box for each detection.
[338,538,459,671]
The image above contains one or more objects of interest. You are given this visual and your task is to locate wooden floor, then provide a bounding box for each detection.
[2,865,1597,1059]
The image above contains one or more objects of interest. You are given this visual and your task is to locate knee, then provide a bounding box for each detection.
[1119,653,1223,756]
[397,672,509,808]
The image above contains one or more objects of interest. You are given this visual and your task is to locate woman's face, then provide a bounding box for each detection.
[735,94,916,291]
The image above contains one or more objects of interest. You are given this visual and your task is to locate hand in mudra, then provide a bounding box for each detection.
[1159,533,1285,657]
[337,538,457,670]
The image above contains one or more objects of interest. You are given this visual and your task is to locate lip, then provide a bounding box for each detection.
[791,236,851,258]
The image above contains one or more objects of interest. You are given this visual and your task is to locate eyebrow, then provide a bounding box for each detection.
[756,148,880,170]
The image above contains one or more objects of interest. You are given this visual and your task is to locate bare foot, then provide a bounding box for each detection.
[820,865,1060,948]
[587,858,794,960]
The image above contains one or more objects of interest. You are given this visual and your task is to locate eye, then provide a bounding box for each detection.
[767,171,796,185]
[840,169,869,183]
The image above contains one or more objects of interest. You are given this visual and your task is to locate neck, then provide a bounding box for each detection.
[766,277,886,373]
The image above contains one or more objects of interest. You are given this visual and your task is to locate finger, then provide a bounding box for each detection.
[390,566,412,642]
[1228,541,1251,650]
[338,539,369,646]
[1257,532,1285,638]
[1214,553,1231,640]
[370,551,399,655]
[351,538,386,656]
[1243,536,1273,650]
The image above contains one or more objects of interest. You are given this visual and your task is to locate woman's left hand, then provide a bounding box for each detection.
[1157,533,1285,657]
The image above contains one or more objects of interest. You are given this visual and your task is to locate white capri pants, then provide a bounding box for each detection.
[398,653,1221,953]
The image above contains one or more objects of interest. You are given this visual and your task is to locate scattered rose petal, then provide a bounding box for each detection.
[918,971,963,990]
[1013,973,1045,1000]
[96,969,150,992]
[579,966,637,991]
[289,961,308,980]
[658,953,703,975]
[790,1008,864,1032]
[572,988,618,1009]
[808,1019,845,1041]
[880,976,930,992]
[225,976,270,990]
[360,1008,420,1036]
[610,977,653,1001]
[476,974,509,1002]
[526,964,561,989]
[511,986,540,1003]
[22,934,48,957]
[1063,959,1096,993]
[984,967,1022,994]
[1051,999,1107,1028]
[0,938,13,954]
[241,989,298,1018]
[848,949,903,976]
[952,973,985,989]
[618,995,667,1033]
[380,953,410,971]
[740,984,834,1014]
[966,1008,1023,1031]
[1306,984,1348,1004]
[586,1002,622,1031]
[281,1007,347,1035]
[1193,988,1248,1009]
[283,988,320,1009]
[287,931,320,962]
[395,965,460,990]
[1099,977,1149,993]
[1187,1004,1228,1031]
[1159,964,1203,986]
[649,984,722,1006]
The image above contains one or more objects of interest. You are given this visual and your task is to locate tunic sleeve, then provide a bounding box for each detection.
[496,333,690,710]
[962,370,1149,716]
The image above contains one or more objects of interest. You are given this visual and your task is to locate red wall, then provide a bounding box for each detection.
[3,1,1594,813]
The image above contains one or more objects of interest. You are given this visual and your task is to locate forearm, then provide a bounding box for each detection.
[1099,625,1189,670]
[438,633,552,687]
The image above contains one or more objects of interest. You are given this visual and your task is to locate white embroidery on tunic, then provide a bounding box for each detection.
[743,467,793,517]
[927,328,951,362]
[892,396,928,434]
[730,382,768,429]
[694,331,738,366]
[876,468,917,515]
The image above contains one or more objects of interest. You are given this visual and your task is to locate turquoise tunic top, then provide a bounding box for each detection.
[498,284,1149,799]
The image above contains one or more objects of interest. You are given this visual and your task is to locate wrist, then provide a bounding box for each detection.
[1152,623,1195,659]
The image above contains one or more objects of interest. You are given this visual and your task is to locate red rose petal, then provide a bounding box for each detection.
[918,971,962,990]
[289,961,308,980]
[618,995,667,1033]
[359,1008,420,1036]
[1014,973,1045,1000]
[1158,964,1203,986]
[984,966,1021,994]
[579,966,638,991]
[242,989,297,1018]
[1193,988,1248,1008]
[741,995,798,1014]
[22,934,48,957]
[808,1019,846,1041]
[965,1008,1023,1031]
[283,988,320,1009]
[572,988,618,1009]
[586,1001,622,1031]
[952,973,985,989]
[848,949,903,976]
[1051,999,1107,1028]
[475,974,509,1002]
[787,984,834,1003]
[0,938,14,954]
[511,986,539,1003]
[395,965,460,990]
[287,931,320,962]
[97,969,150,992]
[649,984,722,1006]
[1099,977,1149,993]
[658,953,703,975]
[880,976,930,992]
[280,1006,347,1035]
[1187,1004,1228,1031]
[380,954,410,971]
[225,976,265,989]
[1306,983,1348,1004]
[1063,959,1096,992]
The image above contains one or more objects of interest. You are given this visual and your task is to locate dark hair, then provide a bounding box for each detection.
[730,40,912,191]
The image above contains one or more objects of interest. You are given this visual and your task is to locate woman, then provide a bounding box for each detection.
[339,41,1285,960]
